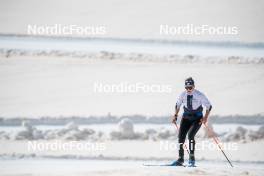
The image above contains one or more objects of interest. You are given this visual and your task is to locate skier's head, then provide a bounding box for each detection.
[185,77,195,93]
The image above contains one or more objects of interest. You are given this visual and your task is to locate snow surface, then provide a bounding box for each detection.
[0,0,264,43]
[1,0,264,175]
[0,118,263,142]
[1,35,264,57]
[0,159,263,176]
[0,54,263,117]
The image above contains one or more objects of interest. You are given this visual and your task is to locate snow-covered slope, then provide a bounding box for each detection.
[0,54,263,117]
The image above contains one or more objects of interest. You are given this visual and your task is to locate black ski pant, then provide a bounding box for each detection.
[178,116,202,161]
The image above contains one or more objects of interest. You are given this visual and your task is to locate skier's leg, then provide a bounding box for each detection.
[187,119,202,162]
[178,118,192,162]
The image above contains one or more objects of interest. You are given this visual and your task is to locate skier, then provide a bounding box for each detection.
[172,77,212,167]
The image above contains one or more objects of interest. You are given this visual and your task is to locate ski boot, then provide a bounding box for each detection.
[170,158,185,166]
[188,154,196,167]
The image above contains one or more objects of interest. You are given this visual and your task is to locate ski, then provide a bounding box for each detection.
[143,160,186,167]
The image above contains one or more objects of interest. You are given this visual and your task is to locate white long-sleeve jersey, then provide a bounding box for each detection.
[176,89,212,112]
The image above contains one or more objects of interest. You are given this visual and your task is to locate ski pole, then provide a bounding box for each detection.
[203,123,234,167]
[173,121,190,154]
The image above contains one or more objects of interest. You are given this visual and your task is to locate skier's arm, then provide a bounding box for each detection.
[200,93,212,124]
[172,93,183,123]
[203,109,211,123]
[172,106,180,123]
[175,106,180,116]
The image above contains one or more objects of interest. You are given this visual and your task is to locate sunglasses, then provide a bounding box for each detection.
[185,86,193,90]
